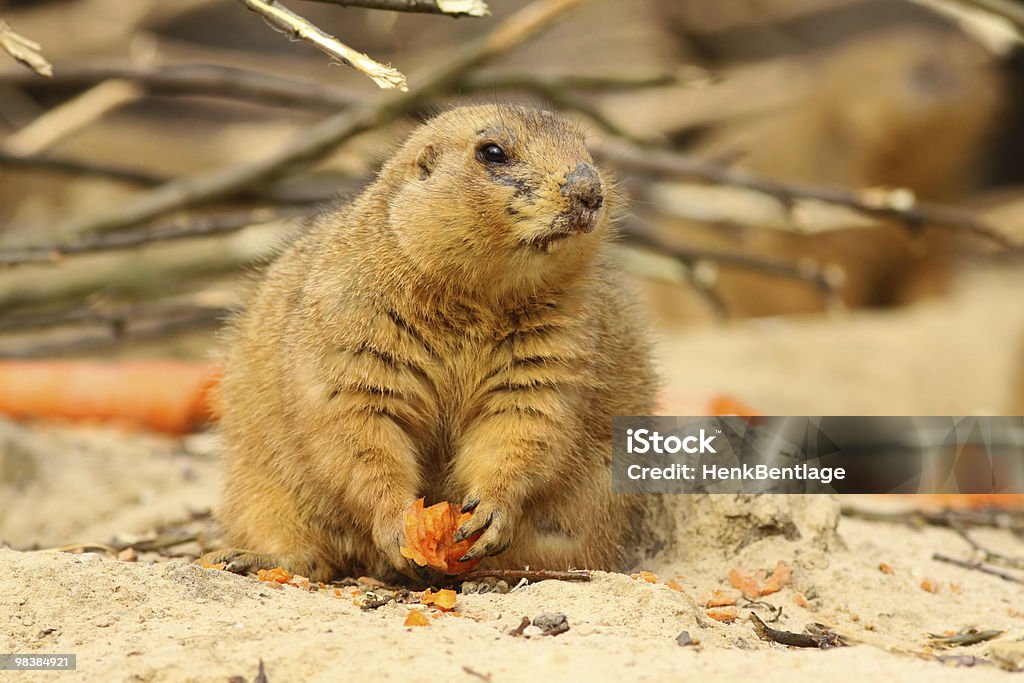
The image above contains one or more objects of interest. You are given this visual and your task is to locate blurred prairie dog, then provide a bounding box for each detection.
[654,29,1004,320]
[205,105,657,583]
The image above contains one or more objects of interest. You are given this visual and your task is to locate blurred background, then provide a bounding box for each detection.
[1,0,1024,548]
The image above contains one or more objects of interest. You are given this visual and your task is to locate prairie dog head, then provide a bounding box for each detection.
[382,104,611,297]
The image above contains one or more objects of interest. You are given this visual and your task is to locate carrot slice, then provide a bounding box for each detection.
[0,360,220,434]
[404,610,430,627]
[399,498,482,574]
[422,588,458,611]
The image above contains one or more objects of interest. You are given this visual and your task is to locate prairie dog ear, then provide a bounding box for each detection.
[415,144,439,180]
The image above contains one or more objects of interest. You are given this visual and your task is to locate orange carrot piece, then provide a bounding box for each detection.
[708,394,762,418]
[0,360,220,434]
[257,567,292,584]
[702,589,741,607]
[404,610,430,627]
[422,588,458,611]
[707,607,739,622]
[399,498,482,575]
[728,567,761,600]
[760,561,792,595]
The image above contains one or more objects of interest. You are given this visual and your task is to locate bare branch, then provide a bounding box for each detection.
[932,553,1024,584]
[906,0,1022,53]
[597,139,1015,249]
[236,0,408,90]
[619,219,843,315]
[964,0,1024,27]
[0,19,52,78]
[0,62,679,112]
[465,68,707,93]
[0,151,360,206]
[0,303,229,358]
[54,0,591,237]
[0,63,362,110]
[0,297,227,333]
[297,0,490,15]
[0,152,168,186]
[2,79,142,155]
[0,206,315,268]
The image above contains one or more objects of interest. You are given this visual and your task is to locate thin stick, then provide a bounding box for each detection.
[297,0,490,16]
[0,63,362,110]
[965,0,1024,27]
[3,79,142,155]
[0,206,314,267]
[55,0,590,237]
[949,521,1024,570]
[235,0,408,90]
[460,569,591,583]
[620,222,841,300]
[841,504,1024,531]
[0,19,52,77]
[597,139,1015,249]
[0,151,168,186]
[0,306,229,358]
[0,297,227,332]
[0,63,677,110]
[932,552,1024,584]
[465,70,695,93]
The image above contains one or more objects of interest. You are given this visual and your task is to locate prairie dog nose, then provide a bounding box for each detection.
[562,162,604,211]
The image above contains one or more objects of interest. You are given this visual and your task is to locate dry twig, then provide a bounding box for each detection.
[236,0,408,90]
[2,79,142,155]
[596,139,1015,249]
[0,296,223,333]
[620,221,842,307]
[950,519,1024,570]
[0,63,679,111]
[0,151,168,186]
[932,553,1024,584]
[840,504,1024,531]
[0,304,229,358]
[0,19,52,77]
[300,0,489,15]
[54,0,591,237]
[460,569,591,583]
[0,62,363,110]
[0,206,314,267]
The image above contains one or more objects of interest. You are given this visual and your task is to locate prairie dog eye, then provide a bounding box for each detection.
[477,143,509,164]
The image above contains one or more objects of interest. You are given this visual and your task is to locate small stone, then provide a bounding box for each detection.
[118,548,138,562]
[676,630,696,647]
[990,642,1024,672]
[533,612,570,636]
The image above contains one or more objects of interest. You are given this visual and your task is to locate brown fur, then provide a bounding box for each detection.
[205,105,657,583]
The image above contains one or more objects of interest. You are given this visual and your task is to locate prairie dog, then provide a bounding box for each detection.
[206,105,657,583]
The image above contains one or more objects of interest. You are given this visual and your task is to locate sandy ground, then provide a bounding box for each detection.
[2,504,1023,682]
[2,263,1024,681]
